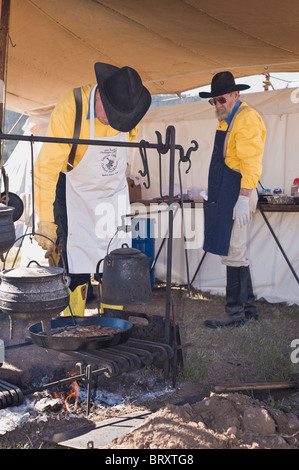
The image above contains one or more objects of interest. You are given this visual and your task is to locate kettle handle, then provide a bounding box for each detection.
[122,243,129,248]
[95,258,104,282]
[26,257,70,287]
[64,275,71,288]
[2,232,67,275]
[26,260,41,268]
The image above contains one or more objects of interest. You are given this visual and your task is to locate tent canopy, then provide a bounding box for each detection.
[4,0,299,114]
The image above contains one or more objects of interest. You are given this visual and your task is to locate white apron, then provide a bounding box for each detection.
[65,85,131,274]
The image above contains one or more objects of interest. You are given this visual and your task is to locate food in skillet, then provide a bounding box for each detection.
[48,324,122,338]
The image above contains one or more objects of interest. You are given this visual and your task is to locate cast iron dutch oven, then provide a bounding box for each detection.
[29,315,133,351]
[0,260,70,321]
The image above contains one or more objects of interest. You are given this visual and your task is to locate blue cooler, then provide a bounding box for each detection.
[132,218,155,288]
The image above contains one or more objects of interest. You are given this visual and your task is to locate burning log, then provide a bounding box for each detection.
[50,369,81,413]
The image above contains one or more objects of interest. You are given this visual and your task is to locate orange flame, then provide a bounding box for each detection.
[51,369,80,411]
[63,380,80,411]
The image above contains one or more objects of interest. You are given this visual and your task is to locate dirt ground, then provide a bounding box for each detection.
[0,282,298,449]
[106,392,299,449]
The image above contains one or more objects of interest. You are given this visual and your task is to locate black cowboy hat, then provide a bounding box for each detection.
[198,71,250,98]
[94,62,151,132]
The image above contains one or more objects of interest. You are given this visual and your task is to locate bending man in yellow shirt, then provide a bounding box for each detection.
[199,71,266,328]
[34,62,151,316]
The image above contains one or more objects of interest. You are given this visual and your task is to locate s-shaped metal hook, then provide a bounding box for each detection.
[138,139,151,189]
[179,139,198,173]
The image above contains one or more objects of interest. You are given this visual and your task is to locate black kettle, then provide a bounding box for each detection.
[96,243,152,305]
[0,203,16,255]
[0,260,70,322]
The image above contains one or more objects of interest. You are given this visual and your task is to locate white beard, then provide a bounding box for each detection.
[216,100,237,121]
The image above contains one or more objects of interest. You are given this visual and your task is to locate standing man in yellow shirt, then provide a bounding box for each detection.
[34,63,151,316]
[199,71,266,328]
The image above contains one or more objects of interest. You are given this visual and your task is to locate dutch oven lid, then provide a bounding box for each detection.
[109,244,143,258]
[1,261,64,280]
[0,203,15,213]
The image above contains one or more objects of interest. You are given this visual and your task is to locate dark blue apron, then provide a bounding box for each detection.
[203,106,247,256]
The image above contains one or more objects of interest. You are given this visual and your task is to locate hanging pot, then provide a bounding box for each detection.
[0,192,24,222]
[0,260,70,322]
[96,243,152,305]
[0,204,16,254]
[0,167,24,222]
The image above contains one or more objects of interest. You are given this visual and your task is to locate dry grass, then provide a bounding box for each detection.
[176,289,299,394]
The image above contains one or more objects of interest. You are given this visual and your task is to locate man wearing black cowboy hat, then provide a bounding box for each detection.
[199,71,266,328]
[34,63,151,316]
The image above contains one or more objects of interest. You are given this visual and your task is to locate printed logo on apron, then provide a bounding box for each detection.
[101,147,119,176]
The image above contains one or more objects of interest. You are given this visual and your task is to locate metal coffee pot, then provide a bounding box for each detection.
[96,243,152,305]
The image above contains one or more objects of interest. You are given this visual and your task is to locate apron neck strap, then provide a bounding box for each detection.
[223,104,249,158]
[89,85,97,139]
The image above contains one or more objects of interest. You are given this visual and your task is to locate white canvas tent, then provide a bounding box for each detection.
[4,87,299,304]
[3,115,48,263]
[127,87,299,305]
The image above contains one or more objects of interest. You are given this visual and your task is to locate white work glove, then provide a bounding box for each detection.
[200,190,208,201]
[233,195,250,228]
[34,221,58,252]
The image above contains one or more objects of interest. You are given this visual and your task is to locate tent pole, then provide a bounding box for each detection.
[0,0,11,176]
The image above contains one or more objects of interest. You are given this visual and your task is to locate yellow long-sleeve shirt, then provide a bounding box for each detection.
[34,84,139,223]
[218,102,266,189]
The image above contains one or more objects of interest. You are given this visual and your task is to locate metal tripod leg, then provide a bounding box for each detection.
[258,203,299,285]
[191,251,207,285]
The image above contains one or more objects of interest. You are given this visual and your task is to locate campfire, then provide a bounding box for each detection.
[0,367,176,438]
[51,370,80,413]
[0,309,179,425]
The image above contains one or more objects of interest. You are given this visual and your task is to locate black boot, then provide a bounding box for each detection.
[204,266,246,328]
[244,266,259,320]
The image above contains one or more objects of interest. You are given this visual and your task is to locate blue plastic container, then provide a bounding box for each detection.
[132,218,155,288]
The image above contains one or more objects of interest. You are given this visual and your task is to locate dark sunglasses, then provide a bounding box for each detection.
[209,96,228,106]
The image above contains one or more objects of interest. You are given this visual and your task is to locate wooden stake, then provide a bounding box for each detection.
[214,381,297,393]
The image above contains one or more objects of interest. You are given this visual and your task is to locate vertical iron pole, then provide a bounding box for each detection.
[86,364,92,416]
[163,126,176,379]
[164,127,175,346]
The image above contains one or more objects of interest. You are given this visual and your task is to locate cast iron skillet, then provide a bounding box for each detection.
[29,316,133,351]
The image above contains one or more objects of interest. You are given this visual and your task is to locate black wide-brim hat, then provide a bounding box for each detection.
[198,71,250,98]
[94,62,151,132]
